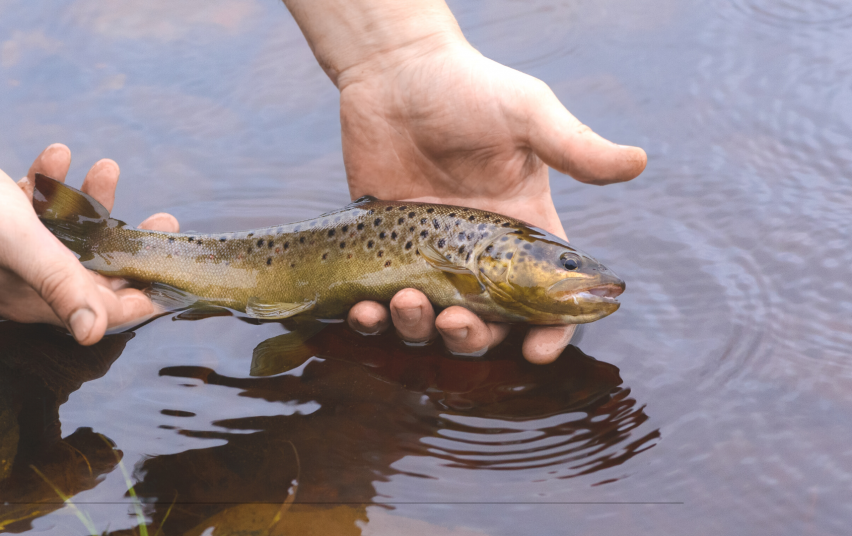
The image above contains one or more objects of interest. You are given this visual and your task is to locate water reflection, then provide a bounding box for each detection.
[0,320,656,534]
[0,323,129,533]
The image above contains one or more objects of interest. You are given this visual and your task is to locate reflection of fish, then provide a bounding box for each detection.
[35,175,624,324]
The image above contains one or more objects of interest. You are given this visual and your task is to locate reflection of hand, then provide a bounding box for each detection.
[339,38,645,363]
[0,144,179,345]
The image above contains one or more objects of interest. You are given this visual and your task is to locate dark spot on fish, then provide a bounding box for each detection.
[368,240,374,249]
[398,206,407,211]
[449,212,456,217]
[384,260,391,267]
[257,239,264,247]
[458,232,465,240]
[416,250,421,255]
[322,253,328,260]
[421,230,428,238]
[513,230,523,235]
[247,248,252,254]
[357,223,364,230]
[378,250,384,258]
[478,223,487,231]
[433,219,440,229]
[398,217,405,225]
[268,241,274,248]
[379,232,386,239]
[197,240,203,246]
[462,208,469,212]
[502,222,511,228]
[409,226,415,232]
[427,208,434,214]
[506,252,514,259]
[455,220,461,226]
[420,218,427,225]
[342,225,349,233]
[374,218,382,226]
[391,231,397,239]
[188,237,194,242]
[458,245,465,254]
[486,245,493,253]
[405,241,413,250]
[328,229,336,238]
[247,233,254,238]
[300,237,305,244]
[284,242,290,250]
[290,263,296,268]
[219,237,227,242]
[466,252,471,261]
[468,216,476,221]
[523,243,531,251]
[266,257,272,265]
[340,241,346,248]
[168,237,175,242]
[367,209,374,215]
[385,206,394,211]
[437,239,446,248]
[494,220,501,224]
[408,212,416,218]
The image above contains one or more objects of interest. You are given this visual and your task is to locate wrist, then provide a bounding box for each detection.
[284,0,469,88]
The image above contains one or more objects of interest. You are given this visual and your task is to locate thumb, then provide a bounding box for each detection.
[0,175,109,345]
[526,85,647,185]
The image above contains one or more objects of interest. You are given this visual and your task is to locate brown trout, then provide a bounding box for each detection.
[33,175,624,325]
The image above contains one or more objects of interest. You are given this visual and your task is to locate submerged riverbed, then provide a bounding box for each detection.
[1,0,851,534]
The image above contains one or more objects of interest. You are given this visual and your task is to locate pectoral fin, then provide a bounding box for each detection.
[250,321,327,376]
[246,297,316,320]
[420,244,485,295]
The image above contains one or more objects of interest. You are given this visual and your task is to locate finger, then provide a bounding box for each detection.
[19,143,72,200]
[81,158,120,212]
[7,225,109,345]
[108,287,156,328]
[348,300,392,335]
[521,324,577,364]
[138,212,180,232]
[435,306,511,356]
[526,84,647,185]
[389,288,437,343]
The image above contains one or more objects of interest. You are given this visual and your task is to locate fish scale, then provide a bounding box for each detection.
[34,175,625,325]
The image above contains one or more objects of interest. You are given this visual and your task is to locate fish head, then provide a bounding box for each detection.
[476,228,625,323]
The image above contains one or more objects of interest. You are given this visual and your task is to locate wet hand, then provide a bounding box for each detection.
[0,144,179,345]
[342,39,645,363]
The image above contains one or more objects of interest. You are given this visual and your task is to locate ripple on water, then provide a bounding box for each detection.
[721,0,852,28]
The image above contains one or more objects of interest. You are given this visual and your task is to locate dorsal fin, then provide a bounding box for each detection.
[344,195,379,208]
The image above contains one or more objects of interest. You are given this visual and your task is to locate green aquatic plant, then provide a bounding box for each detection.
[30,436,175,536]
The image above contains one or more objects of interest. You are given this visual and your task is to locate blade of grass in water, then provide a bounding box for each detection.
[30,465,99,535]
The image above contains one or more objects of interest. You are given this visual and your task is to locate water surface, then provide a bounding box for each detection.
[1,0,850,534]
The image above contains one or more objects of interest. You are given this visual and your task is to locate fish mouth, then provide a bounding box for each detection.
[546,280,625,305]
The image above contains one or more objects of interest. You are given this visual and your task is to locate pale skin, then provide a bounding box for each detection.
[0,0,645,363]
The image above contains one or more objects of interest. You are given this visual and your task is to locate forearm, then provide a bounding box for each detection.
[282,0,467,87]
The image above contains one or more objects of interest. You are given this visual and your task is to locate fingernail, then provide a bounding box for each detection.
[68,308,95,342]
[396,306,421,325]
[442,327,468,341]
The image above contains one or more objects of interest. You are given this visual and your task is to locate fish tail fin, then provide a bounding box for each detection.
[33,173,127,262]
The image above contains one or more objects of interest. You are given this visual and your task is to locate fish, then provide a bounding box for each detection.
[33,174,625,325]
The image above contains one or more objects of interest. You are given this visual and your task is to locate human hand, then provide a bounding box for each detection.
[0,144,179,345]
[338,40,645,363]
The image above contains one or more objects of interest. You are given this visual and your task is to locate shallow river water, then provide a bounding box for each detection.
[1,0,851,534]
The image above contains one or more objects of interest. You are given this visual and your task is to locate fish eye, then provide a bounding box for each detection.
[560,253,580,271]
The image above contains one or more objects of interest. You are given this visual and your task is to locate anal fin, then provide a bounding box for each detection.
[250,321,327,376]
